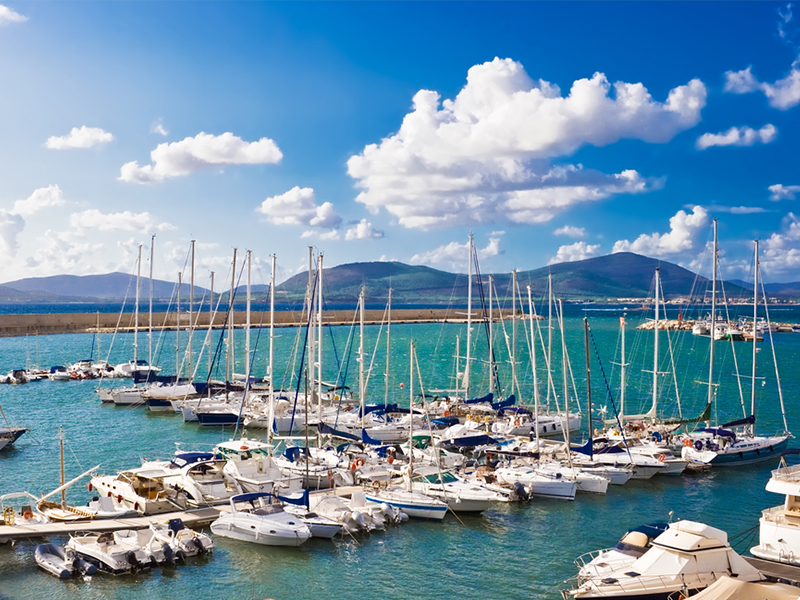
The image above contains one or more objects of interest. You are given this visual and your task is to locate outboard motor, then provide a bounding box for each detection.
[125,550,140,573]
[513,482,530,502]
[192,537,206,554]
[162,542,174,564]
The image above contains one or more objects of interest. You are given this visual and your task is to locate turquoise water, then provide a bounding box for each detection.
[1,305,799,599]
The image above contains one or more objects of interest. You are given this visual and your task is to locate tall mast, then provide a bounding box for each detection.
[558,299,570,446]
[134,243,142,365]
[409,339,415,484]
[707,220,717,423]
[527,286,540,447]
[620,313,627,420]
[60,426,65,508]
[359,286,365,424]
[176,271,181,377]
[189,239,195,376]
[651,268,660,420]
[246,250,251,380]
[208,271,214,377]
[547,272,553,410]
[228,249,237,383]
[317,253,323,446]
[751,240,758,424]
[268,256,276,449]
[307,247,315,405]
[512,269,517,400]
[488,274,494,394]
[149,235,154,371]
[464,233,473,400]
[385,287,392,406]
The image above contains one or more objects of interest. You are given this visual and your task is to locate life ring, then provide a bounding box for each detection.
[514,419,521,426]
[658,454,665,463]
[355,458,365,467]
[684,439,691,447]
[3,506,14,525]
[443,410,450,417]
[22,510,34,520]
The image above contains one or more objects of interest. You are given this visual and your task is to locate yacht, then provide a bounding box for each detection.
[751,453,800,565]
[210,492,312,546]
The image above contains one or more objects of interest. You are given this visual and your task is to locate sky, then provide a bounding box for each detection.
[1,1,800,287]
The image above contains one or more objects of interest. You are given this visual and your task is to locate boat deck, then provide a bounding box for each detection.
[746,556,800,587]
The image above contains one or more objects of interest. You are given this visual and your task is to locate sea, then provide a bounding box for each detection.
[1,301,799,600]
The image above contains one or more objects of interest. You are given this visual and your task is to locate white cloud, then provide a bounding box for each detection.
[12,184,64,217]
[345,219,384,241]
[151,120,168,136]
[69,209,176,233]
[0,5,26,26]
[761,212,800,275]
[724,65,800,110]
[45,126,114,150]
[256,186,342,229]
[409,235,503,271]
[347,57,705,229]
[23,230,104,276]
[554,225,586,238]
[612,206,709,257]
[119,132,282,183]
[0,211,24,257]
[548,241,601,264]
[695,124,777,150]
[769,184,800,201]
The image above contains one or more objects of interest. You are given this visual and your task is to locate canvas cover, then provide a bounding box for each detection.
[689,575,799,600]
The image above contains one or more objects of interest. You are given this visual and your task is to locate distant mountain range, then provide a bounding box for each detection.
[0,252,789,305]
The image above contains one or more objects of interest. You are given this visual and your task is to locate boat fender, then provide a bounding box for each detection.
[134,502,139,512]
[22,510,34,520]
[350,462,357,471]
[388,456,394,464]
[514,419,520,426]
[117,495,122,504]
[3,506,14,526]
[88,483,92,492]
[657,454,665,463]
[694,440,703,452]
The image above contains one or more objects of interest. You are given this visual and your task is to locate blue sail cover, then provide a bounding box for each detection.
[698,427,737,438]
[722,415,755,428]
[464,393,494,405]
[277,489,310,508]
[498,407,531,417]
[492,395,516,410]
[571,438,594,457]
[318,422,360,441]
[361,428,383,446]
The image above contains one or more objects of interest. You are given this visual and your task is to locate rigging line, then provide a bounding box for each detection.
[471,249,503,394]
[331,309,359,427]
[363,301,389,397]
[588,322,630,453]
[232,290,271,439]
[760,270,790,434]
[288,269,319,434]
[717,275,747,418]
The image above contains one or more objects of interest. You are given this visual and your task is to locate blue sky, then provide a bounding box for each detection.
[1,1,800,286]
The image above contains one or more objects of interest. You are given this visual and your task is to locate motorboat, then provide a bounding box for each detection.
[113,528,175,565]
[572,522,669,580]
[494,463,577,500]
[364,480,448,520]
[0,425,28,448]
[48,366,71,381]
[409,465,503,512]
[214,438,303,495]
[90,465,188,515]
[143,452,240,507]
[562,520,762,599]
[34,543,96,579]
[149,518,214,557]
[308,490,401,535]
[751,453,800,565]
[679,575,800,600]
[210,492,312,547]
[67,531,152,574]
[1,492,50,525]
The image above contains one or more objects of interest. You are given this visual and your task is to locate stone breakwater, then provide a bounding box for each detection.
[0,308,532,337]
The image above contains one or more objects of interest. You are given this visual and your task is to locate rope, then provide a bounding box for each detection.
[587,324,630,452]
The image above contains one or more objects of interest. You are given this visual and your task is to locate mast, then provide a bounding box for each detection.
[584,317,592,459]
[60,426,65,508]
[409,339,415,485]
[246,250,251,382]
[208,271,214,377]
[134,243,142,366]
[176,272,181,377]
[317,253,323,446]
[547,272,553,410]
[651,268,660,420]
[227,249,237,383]
[189,239,195,376]
[751,240,758,427]
[268,255,276,450]
[527,286,540,448]
[707,219,717,423]
[512,269,517,400]
[558,299,570,446]
[307,247,315,409]
[488,274,494,395]
[385,287,392,406]
[464,233,473,400]
[359,286,365,425]
[149,235,154,372]
[620,313,627,420]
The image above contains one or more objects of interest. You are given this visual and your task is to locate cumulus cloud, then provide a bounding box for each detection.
[702,204,768,215]
[119,132,282,183]
[695,124,777,150]
[69,209,175,233]
[345,219,384,241]
[548,241,601,264]
[12,184,64,217]
[761,212,800,274]
[45,126,114,150]
[151,120,168,136]
[769,184,800,201]
[0,211,24,257]
[554,225,586,238]
[256,187,342,229]
[0,5,26,26]
[725,65,800,110]
[347,57,705,229]
[409,235,503,271]
[612,206,709,258]
[23,230,105,276]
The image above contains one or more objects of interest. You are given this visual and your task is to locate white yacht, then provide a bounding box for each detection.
[210,492,312,547]
[751,454,800,565]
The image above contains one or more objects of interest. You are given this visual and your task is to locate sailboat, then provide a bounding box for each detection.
[680,226,790,467]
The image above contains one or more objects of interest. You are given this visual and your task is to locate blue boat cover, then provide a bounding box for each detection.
[722,415,755,428]
[492,395,517,410]
[318,422,360,441]
[464,392,494,405]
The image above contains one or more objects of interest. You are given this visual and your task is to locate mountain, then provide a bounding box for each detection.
[728,279,800,297]
[1,272,203,301]
[276,253,746,303]
[0,253,755,304]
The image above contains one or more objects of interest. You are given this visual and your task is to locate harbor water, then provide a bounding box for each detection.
[1,303,799,599]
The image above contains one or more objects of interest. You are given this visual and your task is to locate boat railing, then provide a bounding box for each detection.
[563,569,729,598]
[573,547,613,569]
[771,462,800,482]
[761,505,800,525]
